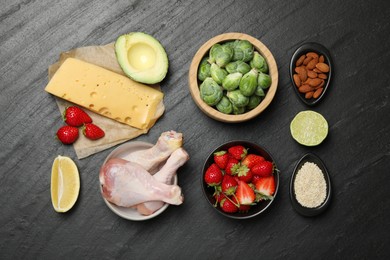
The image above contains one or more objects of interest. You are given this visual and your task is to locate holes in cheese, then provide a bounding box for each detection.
[45,58,164,130]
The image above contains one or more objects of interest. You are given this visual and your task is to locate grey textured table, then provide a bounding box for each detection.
[1,0,390,259]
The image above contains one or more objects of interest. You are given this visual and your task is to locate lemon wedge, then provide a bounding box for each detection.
[51,155,80,213]
[290,110,328,146]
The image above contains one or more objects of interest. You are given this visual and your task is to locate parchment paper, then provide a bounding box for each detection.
[48,43,165,159]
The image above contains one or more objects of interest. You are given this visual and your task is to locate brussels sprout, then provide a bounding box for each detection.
[232,104,246,115]
[223,41,235,48]
[259,59,269,73]
[239,69,258,96]
[210,63,228,85]
[227,90,249,107]
[208,44,221,64]
[222,72,242,91]
[232,40,254,62]
[200,77,223,106]
[247,95,262,110]
[250,52,269,73]
[255,85,265,97]
[214,44,233,68]
[208,43,233,67]
[225,61,251,74]
[216,96,233,114]
[258,72,272,89]
[198,57,211,81]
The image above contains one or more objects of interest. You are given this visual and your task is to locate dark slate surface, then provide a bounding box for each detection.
[1,0,390,259]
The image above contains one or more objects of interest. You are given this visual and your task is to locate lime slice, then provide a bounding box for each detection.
[51,156,80,213]
[290,111,328,146]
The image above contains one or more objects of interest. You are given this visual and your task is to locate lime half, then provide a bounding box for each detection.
[290,111,328,146]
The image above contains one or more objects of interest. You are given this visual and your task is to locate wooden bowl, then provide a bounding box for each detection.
[188,33,278,123]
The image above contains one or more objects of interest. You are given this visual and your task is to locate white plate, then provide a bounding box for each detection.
[100,141,178,221]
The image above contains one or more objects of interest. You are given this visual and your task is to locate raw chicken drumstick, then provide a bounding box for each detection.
[137,148,189,215]
[99,158,183,207]
[123,130,183,172]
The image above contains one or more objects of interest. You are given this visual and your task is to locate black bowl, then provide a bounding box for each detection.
[290,42,333,106]
[201,140,279,219]
[290,153,332,217]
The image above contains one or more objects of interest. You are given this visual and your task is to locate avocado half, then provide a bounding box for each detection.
[115,32,169,84]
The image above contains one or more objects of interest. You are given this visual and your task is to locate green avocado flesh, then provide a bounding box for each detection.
[115,32,169,84]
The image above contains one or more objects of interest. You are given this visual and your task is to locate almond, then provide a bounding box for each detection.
[298,85,313,93]
[296,67,307,82]
[305,91,314,99]
[313,68,322,73]
[303,56,313,65]
[313,87,323,98]
[311,79,325,89]
[299,72,307,82]
[293,74,301,87]
[306,58,318,70]
[296,54,306,67]
[306,52,319,59]
[303,78,311,85]
[308,78,322,87]
[307,70,317,79]
[318,73,327,79]
[319,55,325,63]
[316,63,330,73]
[295,66,305,74]
[317,79,325,88]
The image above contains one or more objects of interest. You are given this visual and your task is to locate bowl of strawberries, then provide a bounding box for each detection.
[202,140,279,219]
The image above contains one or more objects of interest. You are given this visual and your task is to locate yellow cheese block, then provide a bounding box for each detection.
[45,58,164,129]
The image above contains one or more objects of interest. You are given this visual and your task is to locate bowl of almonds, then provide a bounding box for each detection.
[290,42,333,106]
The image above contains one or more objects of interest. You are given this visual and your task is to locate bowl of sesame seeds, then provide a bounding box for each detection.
[290,153,332,217]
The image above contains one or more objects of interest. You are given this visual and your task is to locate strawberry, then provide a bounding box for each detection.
[235,180,255,205]
[238,204,251,212]
[204,163,223,186]
[252,174,262,184]
[221,175,238,195]
[212,186,224,207]
[236,165,253,183]
[63,106,92,127]
[220,197,238,213]
[214,191,226,206]
[231,196,251,212]
[228,145,247,160]
[82,123,105,140]
[213,150,229,169]
[252,161,274,177]
[241,154,265,169]
[255,175,276,199]
[56,125,79,145]
[225,157,240,175]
